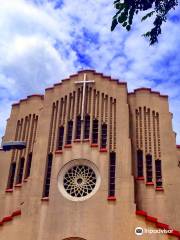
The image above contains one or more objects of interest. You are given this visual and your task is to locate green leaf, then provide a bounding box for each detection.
[126,25,131,31]
[122,22,127,27]
[111,18,118,31]
[118,13,127,23]
[115,3,126,11]
[141,11,155,21]
[142,31,151,37]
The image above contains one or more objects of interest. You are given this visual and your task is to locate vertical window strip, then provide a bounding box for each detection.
[135,109,139,149]
[155,159,162,188]
[18,119,24,141]
[76,88,81,116]
[71,91,76,120]
[19,117,28,160]
[57,126,64,150]
[30,115,37,153]
[152,111,157,159]
[15,120,21,140]
[93,89,96,118]
[7,162,16,190]
[52,102,58,152]
[24,152,32,179]
[72,91,78,141]
[50,103,57,152]
[21,116,28,159]
[101,93,104,123]
[28,114,35,153]
[84,86,88,115]
[68,93,72,120]
[147,109,152,153]
[33,116,38,146]
[146,154,153,183]
[58,98,64,126]
[24,115,31,156]
[11,120,21,162]
[79,87,83,117]
[108,151,116,197]
[31,115,37,152]
[75,115,81,139]
[42,153,53,198]
[101,123,107,149]
[63,96,67,125]
[156,113,161,159]
[66,120,73,145]
[22,116,28,142]
[137,150,143,178]
[84,114,90,139]
[105,95,108,123]
[96,91,100,119]
[15,118,24,163]
[88,87,92,114]
[56,98,64,150]
[16,157,25,184]
[92,119,98,144]
[139,107,143,149]
[144,107,148,153]
[113,99,116,151]
[109,98,113,151]
[48,103,55,152]
[25,114,31,154]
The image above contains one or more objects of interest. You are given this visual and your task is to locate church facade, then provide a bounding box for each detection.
[0,70,180,240]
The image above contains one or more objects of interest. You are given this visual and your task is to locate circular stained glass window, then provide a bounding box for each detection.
[64,165,96,198]
[58,159,101,201]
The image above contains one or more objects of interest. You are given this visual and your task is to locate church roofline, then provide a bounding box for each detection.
[128,88,168,98]
[74,69,127,85]
[45,87,54,91]
[45,70,127,93]
[12,94,44,107]
[11,71,169,108]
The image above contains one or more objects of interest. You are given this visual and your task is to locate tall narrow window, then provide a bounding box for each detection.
[16,157,25,184]
[43,153,53,198]
[75,115,81,139]
[84,114,90,139]
[137,150,143,177]
[24,152,32,179]
[146,154,152,183]
[155,159,162,187]
[7,162,16,189]
[108,151,116,197]
[92,119,98,144]
[66,120,73,144]
[57,126,64,150]
[101,123,107,149]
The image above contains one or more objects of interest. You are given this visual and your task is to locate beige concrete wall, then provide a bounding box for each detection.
[0,96,43,220]
[128,89,180,230]
[0,71,179,240]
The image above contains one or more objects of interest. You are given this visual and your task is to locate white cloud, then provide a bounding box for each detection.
[0,0,180,144]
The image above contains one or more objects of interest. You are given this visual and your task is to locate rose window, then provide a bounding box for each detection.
[58,159,101,201]
[64,165,96,197]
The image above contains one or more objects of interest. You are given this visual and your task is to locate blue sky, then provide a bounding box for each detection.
[0,0,180,144]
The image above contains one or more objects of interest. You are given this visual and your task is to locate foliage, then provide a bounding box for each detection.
[111,0,178,45]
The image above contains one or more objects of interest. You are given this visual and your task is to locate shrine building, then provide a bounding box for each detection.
[0,70,180,240]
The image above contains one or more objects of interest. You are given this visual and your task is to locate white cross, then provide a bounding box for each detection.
[75,73,95,121]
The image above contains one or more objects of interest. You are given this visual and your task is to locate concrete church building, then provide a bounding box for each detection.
[0,70,180,240]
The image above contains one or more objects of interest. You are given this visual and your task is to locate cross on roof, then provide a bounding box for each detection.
[75,73,95,121]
